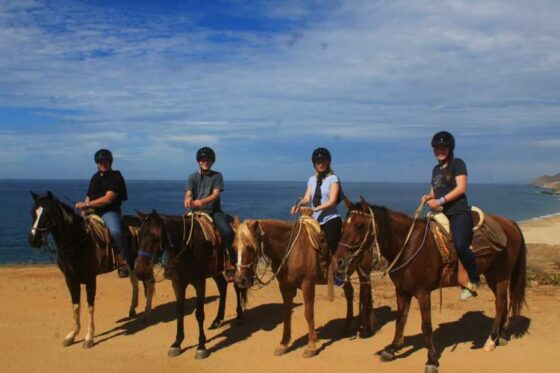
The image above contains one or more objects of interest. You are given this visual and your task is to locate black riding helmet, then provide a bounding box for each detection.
[94,149,113,164]
[196,147,216,163]
[431,131,455,151]
[311,147,331,164]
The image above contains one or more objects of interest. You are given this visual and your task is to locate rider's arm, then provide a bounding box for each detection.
[200,188,221,205]
[421,187,435,202]
[184,190,193,208]
[443,175,467,203]
[291,186,312,215]
[87,191,117,208]
[313,182,340,212]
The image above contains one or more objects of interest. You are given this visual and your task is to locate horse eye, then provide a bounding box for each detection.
[356,223,365,231]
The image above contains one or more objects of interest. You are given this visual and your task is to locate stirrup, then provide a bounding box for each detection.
[117,264,129,278]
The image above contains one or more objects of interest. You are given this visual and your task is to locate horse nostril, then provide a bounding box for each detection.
[336,258,344,268]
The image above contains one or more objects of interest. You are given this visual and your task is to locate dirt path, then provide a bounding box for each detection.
[1,258,559,373]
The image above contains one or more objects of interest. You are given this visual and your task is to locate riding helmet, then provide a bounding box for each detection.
[431,131,455,151]
[196,147,216,163]
[94,149,113,164]
[311,147,332,164]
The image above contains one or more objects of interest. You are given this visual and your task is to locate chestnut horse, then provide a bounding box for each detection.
[334,198,526,373]
[134,211,247,359]
[233,214,377,358]
[28,191,155,348]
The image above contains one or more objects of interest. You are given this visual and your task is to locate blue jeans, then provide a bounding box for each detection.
[101,211,129,262]
[212,211,236,264]
[450,212,480,283]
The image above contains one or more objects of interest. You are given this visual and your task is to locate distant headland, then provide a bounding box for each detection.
[532,173,560,194]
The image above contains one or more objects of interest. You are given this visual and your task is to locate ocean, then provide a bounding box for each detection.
[2,179,559,264]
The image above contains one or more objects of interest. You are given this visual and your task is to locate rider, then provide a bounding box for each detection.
[180,147,236,281]
[75,149,130,278]
[290,147,344,273]
[421,131,480,301]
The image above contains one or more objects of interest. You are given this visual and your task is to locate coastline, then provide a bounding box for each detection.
[518,211,560,246]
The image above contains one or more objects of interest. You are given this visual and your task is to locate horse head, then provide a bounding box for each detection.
[28,191,61,248]
[233,219,262,289]
[333,196,378,283]
[135,209,167,281]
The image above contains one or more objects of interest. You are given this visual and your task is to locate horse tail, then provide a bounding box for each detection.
[509,222,527,318]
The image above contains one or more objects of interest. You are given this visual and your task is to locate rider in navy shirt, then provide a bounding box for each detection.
[75,149,130,278]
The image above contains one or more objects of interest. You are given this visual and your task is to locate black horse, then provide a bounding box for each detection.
[134,210,247,359]
[28,191,155,348]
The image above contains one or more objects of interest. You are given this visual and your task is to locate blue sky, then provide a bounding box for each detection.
[1,0,559,183]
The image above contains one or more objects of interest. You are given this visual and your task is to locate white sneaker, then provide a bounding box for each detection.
[460,288,475,301]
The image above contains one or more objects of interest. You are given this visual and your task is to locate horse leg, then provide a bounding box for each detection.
[485,279,510,352]
[142,278,155,323]
[82,277,96,349]
[168,280,186,357]
[343,281,354,334]
[301,280,318,358]
[128,269,139,318]
[380,288,411,362]
[234,283,246,325]
[417,290,439,373]
[194,280,209,359]
[358,279,376,338]
[63,277,81,347]
[274,282,296,356]
[209,275,227,330]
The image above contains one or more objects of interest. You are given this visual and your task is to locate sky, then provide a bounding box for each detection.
[0,0,559,183]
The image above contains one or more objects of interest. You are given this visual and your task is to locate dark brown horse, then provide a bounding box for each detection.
[334,198,527,373]
[134,211,247,359]
[28,191,155,348]
[233,214,375,358]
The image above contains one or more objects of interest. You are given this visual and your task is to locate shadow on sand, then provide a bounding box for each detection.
[375,311,531,360]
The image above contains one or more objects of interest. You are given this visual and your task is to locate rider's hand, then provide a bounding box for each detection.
[75,202,87,210]
[184,198,193,209]
[421,195,431,203]
[290,205,298,215]
[426,198,440,209]
[192,199,204,207]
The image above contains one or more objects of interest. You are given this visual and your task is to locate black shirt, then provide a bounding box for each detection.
[186,170,224,214]
[431,158,470,215]
[87,170,128,215]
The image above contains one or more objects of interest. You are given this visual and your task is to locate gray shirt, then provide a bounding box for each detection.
[186,170,224,214]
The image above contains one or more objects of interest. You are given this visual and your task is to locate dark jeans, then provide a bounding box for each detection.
[321,217,342,255]
[449,212,480,283]
[212,211,236,265]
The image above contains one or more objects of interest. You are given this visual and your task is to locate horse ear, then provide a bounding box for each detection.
[232,215,241,230]
[359,195,369,210]
[46,191,54,199]
[343,197,353,210]
[247,220,261,236]
[151,209,158,215]
[30,191,39,201]
[135,209,147,220]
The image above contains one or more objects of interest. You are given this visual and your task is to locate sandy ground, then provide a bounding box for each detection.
[1,217,559,373]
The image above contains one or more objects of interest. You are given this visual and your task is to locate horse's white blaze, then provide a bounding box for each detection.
[31,206,44,236]
[237,245,243,266]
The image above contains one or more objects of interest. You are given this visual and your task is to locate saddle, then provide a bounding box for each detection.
[427,206,507,286]
[85,214,126,275]
[183,212,223,274]
[298,212,329,284]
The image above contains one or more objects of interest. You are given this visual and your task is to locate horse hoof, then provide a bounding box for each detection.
[195,349,209,360]
[168,347,181,357]
[498,337,509,346]
[302,348,318,358]
[273,345,288,356]
[82,339,94,349]
[359,329,374,339]
[425,364,439,373]
[484,337,496,352]
[128,310,136,318]
[379,350,395,362]
[208,320,222,330]
[62,338,74,347]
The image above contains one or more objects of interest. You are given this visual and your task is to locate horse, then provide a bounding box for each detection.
[27,191,155,348]
[134,210,247,359]
[233,212,376,358]
[334,197,527,373]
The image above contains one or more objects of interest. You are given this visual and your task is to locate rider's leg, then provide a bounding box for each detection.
[212,211,235,277]
[102,211,129,278]
[450,212,479,299]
